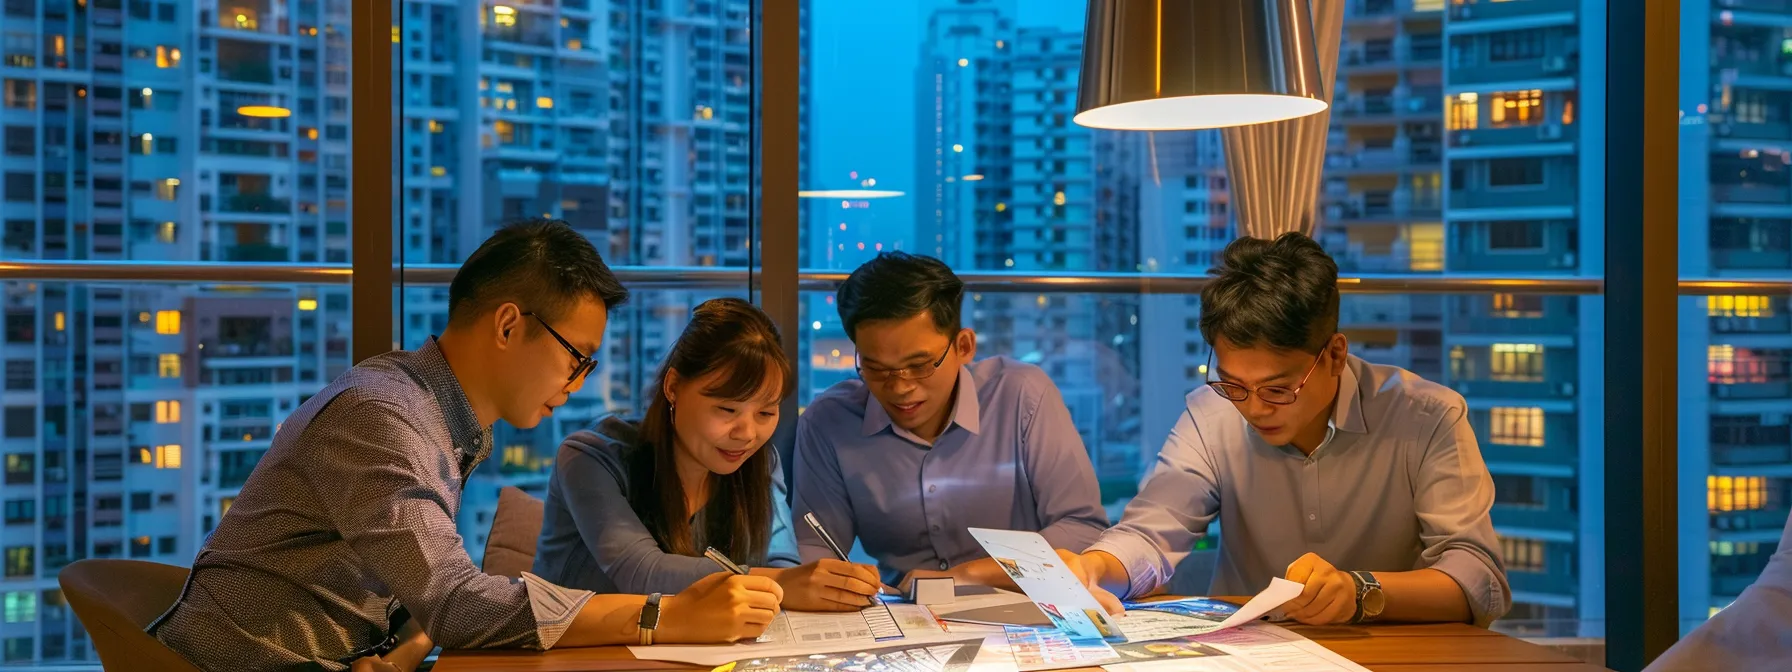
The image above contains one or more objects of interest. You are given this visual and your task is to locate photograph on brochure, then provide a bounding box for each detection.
[967,527,1127,643]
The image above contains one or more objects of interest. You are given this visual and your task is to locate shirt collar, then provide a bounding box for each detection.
[1332,355,1369,435]
[412,337,493,468]
[860,365,983,441]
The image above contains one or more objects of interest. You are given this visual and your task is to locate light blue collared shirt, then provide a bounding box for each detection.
[1647,509,1792,671]
[1088,355,1511,627]
[793,356,1109,584]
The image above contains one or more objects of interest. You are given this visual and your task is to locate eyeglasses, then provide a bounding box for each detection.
[856,341,954,383]
[1205,351,1324,406]
[523,312,597,383]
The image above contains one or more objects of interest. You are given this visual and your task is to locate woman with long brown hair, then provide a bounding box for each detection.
[533,298,882,612]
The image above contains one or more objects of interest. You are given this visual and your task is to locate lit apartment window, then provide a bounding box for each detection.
[1708,476,1769,512]
[1491,293,1544,318]
[1708,296,1774,318]
[220,497,234,517]
[155,45,180,68]
[3,591,32,624]
[154,400,179,424]
[158,221,177,243]
[1447,93,1477,130]
[153,445,181,470]
[1489,407,1545,447]
[493,5,517,26]
[1489,343,1543,381]
[3,547,29,578]
[154,310,179,334]
[1500,536,1546,573]
[156,178,179,201]
[494,120,515,145]
[502,445,528,469]
[1710,541,1761,557]
[157,353,180,378]
[1489,90,1543,127]
[1708,345,1781,384]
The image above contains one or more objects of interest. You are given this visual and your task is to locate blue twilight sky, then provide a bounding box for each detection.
[808,0,1085,250]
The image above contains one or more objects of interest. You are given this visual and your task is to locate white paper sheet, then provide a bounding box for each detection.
[1118,578,1305,641]
[966,528,1128,642]
[631,603,984,666]
[1101,624,1370,672]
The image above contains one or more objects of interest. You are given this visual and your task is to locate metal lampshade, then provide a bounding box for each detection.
[1075,0,1327,131]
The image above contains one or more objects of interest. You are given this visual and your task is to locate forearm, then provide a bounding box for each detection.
[554,594,652,648]
[1373,568,1471,624]
[1086,550,1133,598]
[384,619,434,671]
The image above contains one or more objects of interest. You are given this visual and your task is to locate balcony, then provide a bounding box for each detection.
[1450,55,1578,87]
[1478,431,1580,465]
[1327,191,1444,223]
[1507,569,1575,597]
[1712,119,1792,142]
[1712,507,1792,535]
[200,338,293,359]
[221,193,292,214]
[1713,313,1792,334]
[1712,246,1792,269]
[1448,0,1579,22]
[217,60,275,85]
[1451,378,1576,401]
[1450,123,1576,148]
[1449,181,1577,211]
[1492,505,1577,533]
[1347,0,1441,19]
[1713,183,1792,206]
[1713,442,1792,466]
[1711,380,1792,400]
[1452,297,1580,334]
[222,243,291,262]
[1333,92,1442,123]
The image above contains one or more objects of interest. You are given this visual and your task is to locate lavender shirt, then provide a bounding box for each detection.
[792,356,1109,584]
[1647,509,1792,671]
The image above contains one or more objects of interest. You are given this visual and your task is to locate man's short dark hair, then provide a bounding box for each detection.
[448,218,629,328]
[1199,232,1339,353]
[836,251,965,341]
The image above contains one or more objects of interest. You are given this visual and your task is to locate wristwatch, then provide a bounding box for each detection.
[1349,571,1385,624]
[638,593,662,645]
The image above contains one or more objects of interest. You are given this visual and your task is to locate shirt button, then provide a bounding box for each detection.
[1307,513,1317,521]
[940,561,950,570]
[928,484,937,493]
[931,524,941,531]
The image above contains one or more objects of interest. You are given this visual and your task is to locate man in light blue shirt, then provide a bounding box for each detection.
[1646,509,1792,671]
[793,252,1109,587]
[1067,233,1509,627]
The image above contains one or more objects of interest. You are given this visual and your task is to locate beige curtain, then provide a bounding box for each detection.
[1222,0,1345,240]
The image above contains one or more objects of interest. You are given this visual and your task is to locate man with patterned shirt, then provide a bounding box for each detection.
[149,220,784,672]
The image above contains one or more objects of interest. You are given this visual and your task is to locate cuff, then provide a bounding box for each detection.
[520,572,597,649]
[1428,548,1511,628]
[1085,532,1168,600]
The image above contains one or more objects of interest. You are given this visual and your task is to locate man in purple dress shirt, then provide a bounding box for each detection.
[792,252,1109,588]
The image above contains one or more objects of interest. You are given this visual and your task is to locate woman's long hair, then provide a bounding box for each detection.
[626,297,794,564]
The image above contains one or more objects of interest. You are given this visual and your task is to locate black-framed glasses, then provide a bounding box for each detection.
[1205,351,1324,406]
[856,340,954,383]
[524,312,596,383]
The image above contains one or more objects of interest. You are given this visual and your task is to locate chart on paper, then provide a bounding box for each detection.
[757,603,911,646]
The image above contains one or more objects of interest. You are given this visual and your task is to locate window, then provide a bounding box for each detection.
[2,455,28,485]
[1487,29,1545,62]
[1489,90,1544,127]
[1488,220,1545,250]
[158,353,181,378]
[1,126,28,156]
[130,492,152,511]
[1708,346,1787,385]
[1447,93,1477,130]
[3,360,30,391]
[154,310,181,334]
[1501,536,1547,573]
[1707,296,1774,318]
[153,445,182,469]
[3,173,31,201]
[1490,407,1546,446]
[2,79,32,108]
[1,500,30,525]
[1708,476,1768,512]
[2,407,31,438]
[1491,293,1544,318]
[1490,344,1544,382]
[1487,158,1545,187]
[1494,475,1545,507]
[156,400,181,424]
[3,547,30,578]
[3,592,33,623]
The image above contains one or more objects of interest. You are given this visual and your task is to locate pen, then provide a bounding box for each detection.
[803,512,894,597]
[705,546,750,575]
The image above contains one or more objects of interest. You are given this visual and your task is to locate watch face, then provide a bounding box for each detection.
[1363,589,1387,617]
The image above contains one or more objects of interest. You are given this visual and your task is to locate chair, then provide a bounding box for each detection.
[483,486,546,579]
[59,559,202,672]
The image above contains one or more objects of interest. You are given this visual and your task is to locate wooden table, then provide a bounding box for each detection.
[434,622,1611,671]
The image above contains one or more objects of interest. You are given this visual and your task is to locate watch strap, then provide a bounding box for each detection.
[1348,571,1381,624]
[638,593,662,646]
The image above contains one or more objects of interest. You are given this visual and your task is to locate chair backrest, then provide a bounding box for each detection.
[58,559,202,672]
[483,486,546,579]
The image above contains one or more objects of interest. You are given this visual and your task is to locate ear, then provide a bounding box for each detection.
[956,328,978,362]
[661,369,681,407]
[1327,334,1350,374]
[493,303,526,349]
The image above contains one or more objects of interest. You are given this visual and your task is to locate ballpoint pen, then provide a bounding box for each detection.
[804,512,895,597]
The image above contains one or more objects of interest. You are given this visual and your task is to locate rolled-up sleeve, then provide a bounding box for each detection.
[1413,402,1511,627]
[1019,374,1109,552]
[307,397,594,650]
[1085,403,1222,599]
